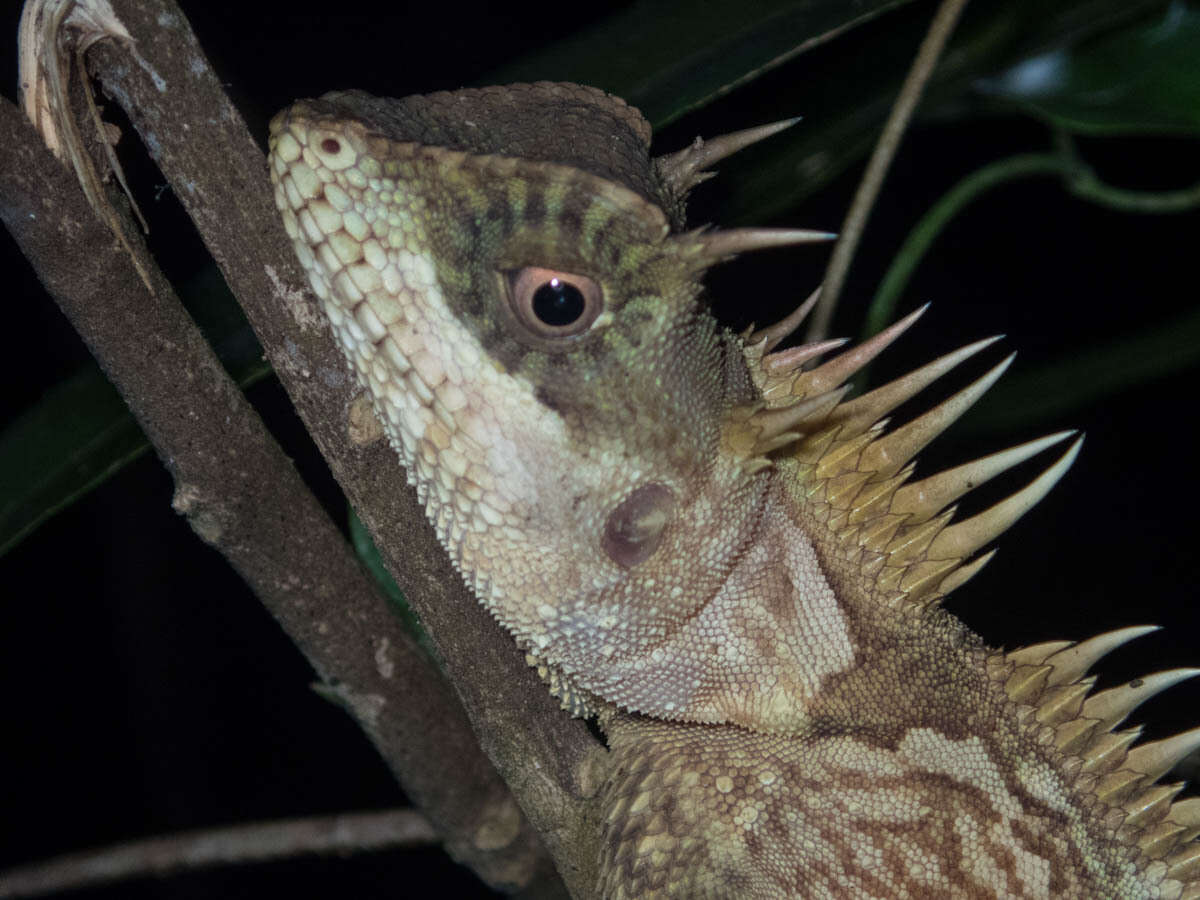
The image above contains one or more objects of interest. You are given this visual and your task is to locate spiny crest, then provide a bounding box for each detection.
[726,295,1082,611]
[997,628,1200,890]
[669,113,1198,893]
[726,288,1199,891]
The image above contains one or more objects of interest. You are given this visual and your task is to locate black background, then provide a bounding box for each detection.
[2,1,1197,897]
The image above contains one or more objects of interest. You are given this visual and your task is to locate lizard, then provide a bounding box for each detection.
[266,82,1200,897]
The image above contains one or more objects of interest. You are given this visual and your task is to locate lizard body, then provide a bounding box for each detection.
[267,83,1200,897]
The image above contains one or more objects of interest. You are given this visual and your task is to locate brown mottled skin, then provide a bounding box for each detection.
[267,83,1200,897]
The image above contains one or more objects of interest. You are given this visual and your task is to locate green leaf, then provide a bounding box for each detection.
[978,2,1200,135]
[348,509,431,649]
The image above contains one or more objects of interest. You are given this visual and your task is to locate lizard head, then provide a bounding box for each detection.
[267,84,838,714]
[268,84,1079,728]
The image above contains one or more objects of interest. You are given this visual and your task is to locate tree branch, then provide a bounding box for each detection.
[77,3,603,885]
[0,88,559,894]
[3,0,602,891]
[0,809,437,899]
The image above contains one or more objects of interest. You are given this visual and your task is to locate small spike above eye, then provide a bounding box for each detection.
[657,117,801,195]
[685,227,837,267]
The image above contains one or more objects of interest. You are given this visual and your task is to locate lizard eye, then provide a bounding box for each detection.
[508,267,603,339]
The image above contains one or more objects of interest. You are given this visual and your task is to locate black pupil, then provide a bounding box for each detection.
[531,279,585,327]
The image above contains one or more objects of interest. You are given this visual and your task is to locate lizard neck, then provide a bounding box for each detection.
[662,474,861,729]
[522,470,866,731]
[565,458,1009,735]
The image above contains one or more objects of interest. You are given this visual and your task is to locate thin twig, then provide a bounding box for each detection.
[0,810,436,899]
[862,153,1071,340]
[862,144,1200,343]
[807,0,971,341]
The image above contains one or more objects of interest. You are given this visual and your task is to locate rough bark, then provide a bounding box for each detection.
[2,0,602,891]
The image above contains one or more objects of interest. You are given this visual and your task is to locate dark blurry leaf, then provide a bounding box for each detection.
[977,2,1200,135]
[963,304,1200,434]
[485,0,914,127]
[0,368,151,557]
[0,269,269,558]
[701,0,1167,222]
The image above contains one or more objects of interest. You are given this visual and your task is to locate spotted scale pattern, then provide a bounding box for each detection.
[600,686,1167,897]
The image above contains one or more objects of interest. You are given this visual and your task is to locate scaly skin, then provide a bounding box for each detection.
[267,83,1200,897]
